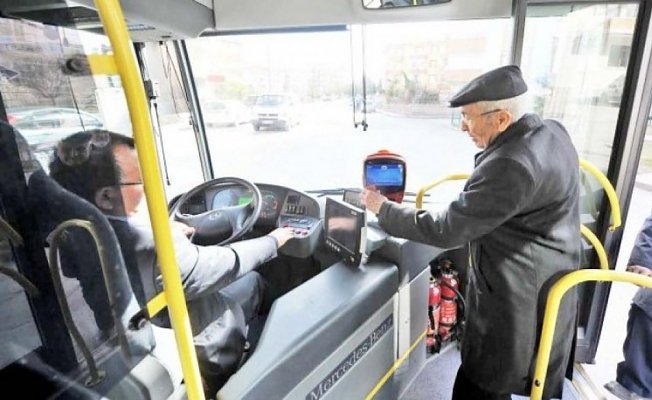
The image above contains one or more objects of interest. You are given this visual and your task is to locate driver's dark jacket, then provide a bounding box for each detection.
[377,114,580,399]
[108,215,278,379]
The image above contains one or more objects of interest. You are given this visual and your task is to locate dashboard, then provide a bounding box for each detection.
[176,182,322,258]
[177,182,320,226]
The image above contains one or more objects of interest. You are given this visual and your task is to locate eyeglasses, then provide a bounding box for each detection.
[460,108,502,124]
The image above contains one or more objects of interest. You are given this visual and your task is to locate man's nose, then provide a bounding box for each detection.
[460,121,468,131]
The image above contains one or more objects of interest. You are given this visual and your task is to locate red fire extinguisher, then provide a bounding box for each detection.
[438,264,459,341]
[426,259,462,354]
[426,277,441,350]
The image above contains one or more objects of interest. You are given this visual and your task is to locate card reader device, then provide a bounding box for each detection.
[363,149,406,203]
[324,197,366,266]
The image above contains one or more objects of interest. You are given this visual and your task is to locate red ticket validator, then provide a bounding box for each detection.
[363,149,407,203]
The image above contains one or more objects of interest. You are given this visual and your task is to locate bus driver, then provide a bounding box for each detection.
[361,65,580,400]
[49,131,293,398]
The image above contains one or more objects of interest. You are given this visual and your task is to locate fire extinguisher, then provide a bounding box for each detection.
[438,263,459,341]
[426,277,441,351]
[426,259,464,354]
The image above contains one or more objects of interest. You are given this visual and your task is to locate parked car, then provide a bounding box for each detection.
[202,100,250,128]
[251,94,299,131]
[7,106,104,168]
[8,106,104,150]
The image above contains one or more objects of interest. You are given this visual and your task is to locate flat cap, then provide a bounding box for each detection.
[448,65,527,107]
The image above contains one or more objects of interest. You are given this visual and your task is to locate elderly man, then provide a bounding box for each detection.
[361,65,580,400]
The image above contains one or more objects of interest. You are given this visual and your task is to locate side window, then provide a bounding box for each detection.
[0,236,41,370]
[521,3,639,172]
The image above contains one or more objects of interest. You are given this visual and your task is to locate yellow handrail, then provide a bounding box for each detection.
[580,225,609,270]
[531,270,652,400]
[415,174,470,209]
[579,159,621,232]
[93,1,204,399]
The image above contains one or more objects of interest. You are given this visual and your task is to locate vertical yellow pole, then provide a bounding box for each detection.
[93,1,204,399]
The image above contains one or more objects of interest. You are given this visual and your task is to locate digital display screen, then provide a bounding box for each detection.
[365,163,404,187]
[238,195,253,205]
[328,211,357,252]
[325,198,364,264]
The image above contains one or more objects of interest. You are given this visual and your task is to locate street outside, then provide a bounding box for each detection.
[156,100,477,205]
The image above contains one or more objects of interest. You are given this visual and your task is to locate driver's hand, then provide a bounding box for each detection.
[171,221,196,238]
[268,227,294,248]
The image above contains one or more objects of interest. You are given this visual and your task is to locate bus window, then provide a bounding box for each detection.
[521,2,641,365]
[0,19,133,173]
[521,3,639,173]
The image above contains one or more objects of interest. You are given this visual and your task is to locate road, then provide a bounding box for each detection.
[158,101,477,204]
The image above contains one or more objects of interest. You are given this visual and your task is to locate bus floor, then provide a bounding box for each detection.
[400,344,580,400]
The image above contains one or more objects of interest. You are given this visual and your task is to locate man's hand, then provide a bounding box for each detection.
[268,227,294,248]
[626,265,652,277]
[360,188,388,215]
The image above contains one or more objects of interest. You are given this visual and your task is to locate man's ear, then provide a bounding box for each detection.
[94,186,121,212]
[497,111,513,132]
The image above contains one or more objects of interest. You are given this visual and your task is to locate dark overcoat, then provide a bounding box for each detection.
[377,114,580,399]
[628,214,652,318]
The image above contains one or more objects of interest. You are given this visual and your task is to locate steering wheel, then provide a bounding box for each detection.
[169,177,262,246]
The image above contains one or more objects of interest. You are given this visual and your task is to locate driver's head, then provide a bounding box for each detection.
[49,130,143,217]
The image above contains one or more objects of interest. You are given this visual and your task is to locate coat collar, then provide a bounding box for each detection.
[474,113,542,165]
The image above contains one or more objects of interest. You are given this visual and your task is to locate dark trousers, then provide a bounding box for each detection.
[616,304,652,398]
[452,366,511,400]
[190,271,265,399]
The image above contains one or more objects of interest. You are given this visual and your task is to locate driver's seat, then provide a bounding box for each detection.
[0,120,176,398]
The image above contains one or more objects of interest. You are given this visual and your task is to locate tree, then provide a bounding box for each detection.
[11,57,68,106]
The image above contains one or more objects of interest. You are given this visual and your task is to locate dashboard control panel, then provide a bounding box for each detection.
[280,216,318,237]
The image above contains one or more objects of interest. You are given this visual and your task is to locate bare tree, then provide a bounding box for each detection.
[12,57,68,106]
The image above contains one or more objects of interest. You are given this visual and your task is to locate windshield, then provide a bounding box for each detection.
[159,19,513,203]
[256,95,288,106]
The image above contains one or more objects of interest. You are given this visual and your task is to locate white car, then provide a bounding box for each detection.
[251,94,299,131]
[203,100,250,128]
